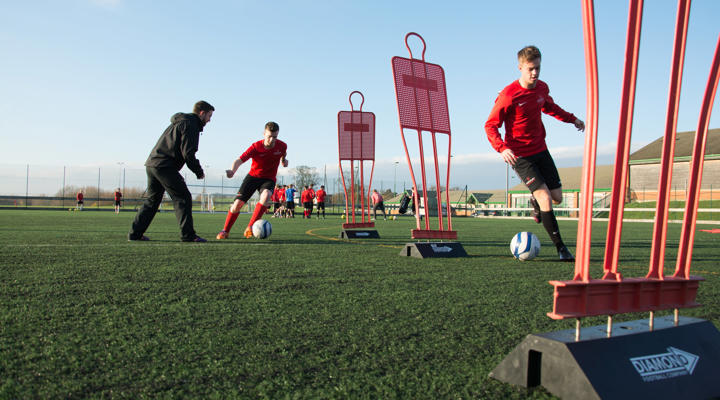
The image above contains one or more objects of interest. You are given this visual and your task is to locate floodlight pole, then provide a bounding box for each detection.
[97,167,101,209]
[394,161,399,195]
[203,165,209,211]
[117,162,124,190]
[505,163,510,213]
[25,164,29,207]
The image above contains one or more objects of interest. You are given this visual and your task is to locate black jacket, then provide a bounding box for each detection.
[145,113,204,178]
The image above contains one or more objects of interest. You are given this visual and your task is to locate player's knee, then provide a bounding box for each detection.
[533,191,550,203]
[551,190,563,204]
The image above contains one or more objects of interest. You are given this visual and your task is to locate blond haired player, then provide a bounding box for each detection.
[217,122,288,239]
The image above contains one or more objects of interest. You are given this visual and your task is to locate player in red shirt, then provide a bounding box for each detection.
[307,184,316,218]
[314,185,326,219]
[217,122,289,239]
[271,184,282,217]
[300,186,310,218]
[277,185,287,217]
[308,183,316,199]
[76,190,84,211]
[484,46,584,261]
[114,188,123,214]
[371,189,387,220]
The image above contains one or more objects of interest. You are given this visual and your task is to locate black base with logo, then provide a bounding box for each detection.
[489,316,720,399]
[339,229,379,239]
[400,242,467,258]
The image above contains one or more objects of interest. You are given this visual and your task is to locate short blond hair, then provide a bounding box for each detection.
[517,46,541,63]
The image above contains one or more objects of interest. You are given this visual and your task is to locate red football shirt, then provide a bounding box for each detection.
[315,189,326,202]
[240,139,287,180]
[301,189,311,203]
[484,80,576,157]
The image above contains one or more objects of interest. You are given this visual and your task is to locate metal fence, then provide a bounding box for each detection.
[0,163,414,213]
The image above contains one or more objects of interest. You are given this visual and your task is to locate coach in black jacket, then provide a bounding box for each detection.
[128,100,214,242]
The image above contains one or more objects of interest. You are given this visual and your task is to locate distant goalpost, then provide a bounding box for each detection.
[200,193,215,213]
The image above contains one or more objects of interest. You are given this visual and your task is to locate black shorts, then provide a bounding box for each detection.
[512,149,561,192]
[316,202,325,210]
[236,175,275,202]
[115,200,122,206]
[286,201,295,209]
[273,202,281,210]
[303,201,312,209]
[373,201,385,211]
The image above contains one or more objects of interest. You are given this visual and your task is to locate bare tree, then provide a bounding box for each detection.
[293,165,320,189]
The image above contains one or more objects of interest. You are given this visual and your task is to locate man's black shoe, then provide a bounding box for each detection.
[128,235,150,241]
[558,246,575,262]
[182,236,207,243]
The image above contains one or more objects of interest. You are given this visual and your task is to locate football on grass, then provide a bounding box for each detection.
[510,231,540,261]
[251,219,272,239]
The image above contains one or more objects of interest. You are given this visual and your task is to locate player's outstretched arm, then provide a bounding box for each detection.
[226,157,244,178]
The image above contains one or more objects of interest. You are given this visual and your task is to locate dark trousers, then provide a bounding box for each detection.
[373,202,387,219]
[129,167,196,241]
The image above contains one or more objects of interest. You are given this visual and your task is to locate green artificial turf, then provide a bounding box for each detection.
[1,210,718,398]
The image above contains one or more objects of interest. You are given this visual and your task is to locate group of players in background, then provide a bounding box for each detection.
[127,44,584,261]
[269,183,327,220]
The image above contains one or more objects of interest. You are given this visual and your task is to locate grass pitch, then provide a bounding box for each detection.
[1,210,719,398]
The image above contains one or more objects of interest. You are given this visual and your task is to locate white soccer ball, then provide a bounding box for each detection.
[510,232,541,261]
[252,219,272,239]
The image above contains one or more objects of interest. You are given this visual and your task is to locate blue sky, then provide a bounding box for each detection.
[1,0,719,192]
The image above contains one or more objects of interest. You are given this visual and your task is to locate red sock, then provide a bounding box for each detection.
[248,203,268,228]
[223,211,240,232]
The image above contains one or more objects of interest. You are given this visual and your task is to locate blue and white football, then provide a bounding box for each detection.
[251,219,272,239]
[510,232,540,261]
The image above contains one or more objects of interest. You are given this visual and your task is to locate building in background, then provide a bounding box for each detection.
[629,128,720,202]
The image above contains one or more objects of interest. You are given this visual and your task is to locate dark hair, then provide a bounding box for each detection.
[517,46,541,63]
[265,121,279,133]
[193,100,215,113]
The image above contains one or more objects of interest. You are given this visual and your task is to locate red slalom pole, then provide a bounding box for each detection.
[574,0,599,282]
[675,34,720,279]
[416,129,430,230]
[601,0,643,280]
[350,159,355,223]
[359,139,366,222]
[431,132,444,230]
[366,160,375,219]
[445,137,453,230]
[648,0,691,280]
[409,34,431,231]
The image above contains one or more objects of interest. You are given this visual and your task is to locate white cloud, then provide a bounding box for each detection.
[540,142,620,160]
